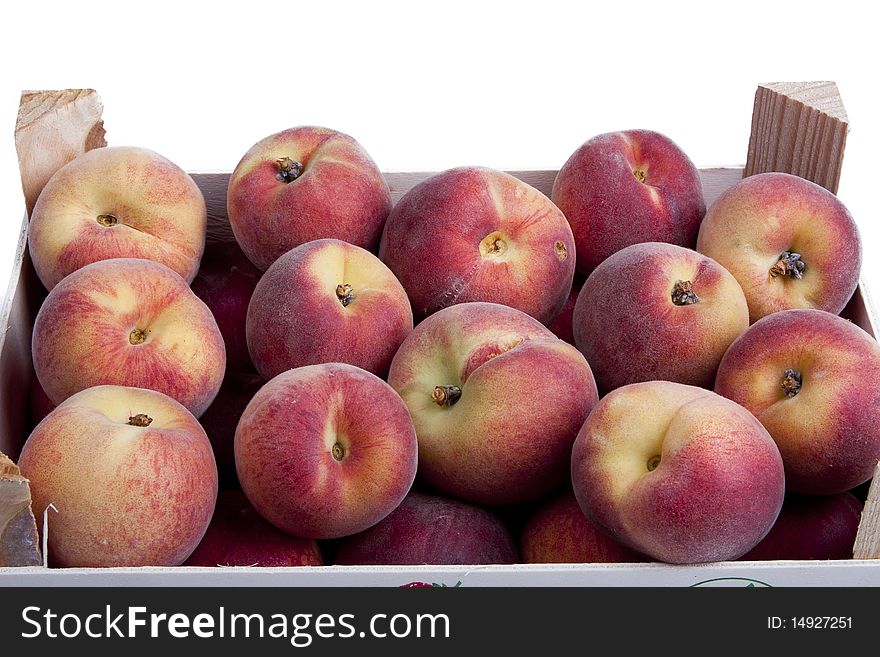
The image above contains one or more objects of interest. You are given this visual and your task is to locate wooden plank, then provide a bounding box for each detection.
[854,462,880,559]
[0,453,41,566]
[14,89,106,216]
[744,81,848,192]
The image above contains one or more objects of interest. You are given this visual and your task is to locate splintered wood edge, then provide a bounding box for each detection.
[854,462,880,559]
[15,89,107,215]
[744,81,848,193]
[0,452,42,567]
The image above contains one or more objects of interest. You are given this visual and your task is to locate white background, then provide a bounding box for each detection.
[0,0,877,292]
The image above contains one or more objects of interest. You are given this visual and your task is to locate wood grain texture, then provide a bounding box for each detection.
[744,81,848,192]
[854,463,880,559]
[196,167,745,241]
[15,89,107,215]
[0,452,41,567]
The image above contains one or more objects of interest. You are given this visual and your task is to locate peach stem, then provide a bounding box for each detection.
[275,157,304,183]
[671,280,700,306]
[96,213,119,227]
[781,369,802,398]
[432,385,462,407]
[127,414,153,427]
[769,252,806,279]
[336,284,354,307]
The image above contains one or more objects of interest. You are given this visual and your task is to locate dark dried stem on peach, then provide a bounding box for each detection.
[275,157,304,183]
[769,252,806,280]
[127,414,153,427]
[646,455,661,471]
[129,328,148,345]
[633,168,647,183]
[336,283,354,307]
[671,280,700,306]
[432,385,462,407]
[781,369,802,398]
[96,213,119,227]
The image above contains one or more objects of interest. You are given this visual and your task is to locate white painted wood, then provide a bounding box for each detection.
[1,560,880,587]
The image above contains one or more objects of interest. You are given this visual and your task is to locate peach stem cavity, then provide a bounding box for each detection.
[770,251,806,280]
[336,283,354,307]
[432,385,462,408]
[671,280,700,306]
[647,455,661,471]
[129,328,148,345]
[96,213,119,227]
[275,156,304,183]
[331,442,346,461]
[781,369,802,398]
[127,414,153,427]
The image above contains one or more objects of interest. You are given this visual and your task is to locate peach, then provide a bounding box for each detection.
[697,172,861,322]
[246,239,412,380]
[235,363,417,539]
[571,381,785,564]
[191,240,262,373]
[740,492,863,561]
[184,490,323,567]
[334,491,517,565]
[199,372,264,490]
[547,276,583,346]
[28,377,55,429]
[715,309,880,494]
[227,126,391,271]
[17,385,217,567]
[519,490,646,564]
[551,130,705,275]
[28,146,206,290]
[573,242,749,392]
[387,302,598,505]
[32,258,226,417]
[379,167,575,324]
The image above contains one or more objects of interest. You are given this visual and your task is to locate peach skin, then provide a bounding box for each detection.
[388,302,598,505]
[227,126,392,271]
[379,167,575,324]
[571,381,785,564]
[246,238,412,379]
[552,130,705,275]
[715,309,880,494]
[697,172,861,322]
[18,385,218,567]
[573,242,749,392]
[32,258,226,417]
[28,146,207,290]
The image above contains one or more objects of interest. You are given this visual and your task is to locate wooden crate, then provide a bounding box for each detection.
[1,84,878,586]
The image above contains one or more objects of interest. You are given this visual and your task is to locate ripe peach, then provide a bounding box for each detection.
[715,309,880,494]
[246,238,412,380]
[334,491,517,565]
[547,276,583,345]
[235,363,417,539]
[571,381,785,564]
[519,490,646,564]
[387,302,598,505]
[379,167,575,324]
[18,385,217,567]
[191,240,261,373]
[227,126,391,271]
[184,491,322,567]
[32,258,226,417]
[697,172,861,322]
[199,372,264,490]
[28,146,206,290]
[552,130,705,275]
[573,242,749,392]
[740,493,863,561]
